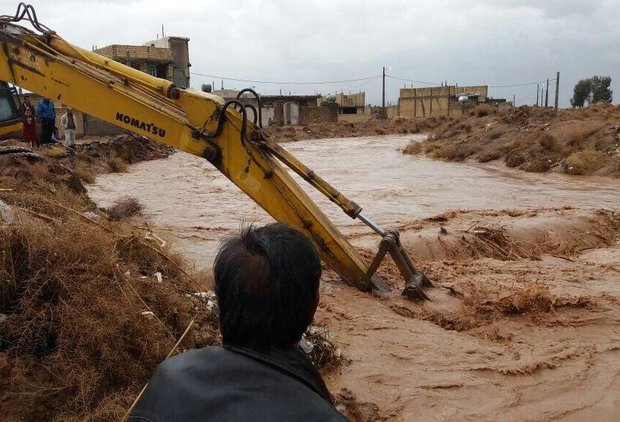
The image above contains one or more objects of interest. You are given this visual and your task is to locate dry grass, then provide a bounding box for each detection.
[402,104,620,176]
[74,161,96,184]
[0,185,218,420]
[402,141,423,155]
[471,104,494,118]
[565,149,605,175]
[40,145,67,159]
[108,156,128,173]
[106,197,144,221]
[538,133,559,151]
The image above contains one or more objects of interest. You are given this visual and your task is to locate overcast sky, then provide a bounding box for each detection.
[10,0,620,107]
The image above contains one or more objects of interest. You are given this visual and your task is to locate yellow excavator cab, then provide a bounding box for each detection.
[0,81,22,138]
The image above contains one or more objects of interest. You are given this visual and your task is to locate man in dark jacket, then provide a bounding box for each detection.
[129,223,347,422]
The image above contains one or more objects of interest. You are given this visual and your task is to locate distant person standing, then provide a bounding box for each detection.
[22,108,37,149]
[35,98,56,145]
[20,97,34,117]
[61,108,77,147]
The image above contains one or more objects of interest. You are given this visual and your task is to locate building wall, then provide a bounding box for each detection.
[399,85,488,118]
[94,43,181,85]
[300,105,338,124]
[144,37,191,88]
[335,92,365,108]
[95,44,173,63]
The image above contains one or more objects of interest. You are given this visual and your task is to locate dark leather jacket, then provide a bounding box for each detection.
[129,345,347,422]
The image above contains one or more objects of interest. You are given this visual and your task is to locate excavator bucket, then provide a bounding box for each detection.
[360,228,433,300]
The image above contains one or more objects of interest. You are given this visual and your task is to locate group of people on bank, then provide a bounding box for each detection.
[21,97,77,149]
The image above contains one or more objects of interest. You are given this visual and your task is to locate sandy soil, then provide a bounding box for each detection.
[320,208,620,421]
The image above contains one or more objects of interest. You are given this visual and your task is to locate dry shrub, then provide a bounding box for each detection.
[488,131,503,140]
[108,156,128,173]
[538,133,559,151]
[431,143,477,161]
[41,145,67,159]
[74,161,96,184]
[0,200,217,420]
[106,197,144,221]
[467,226,533,260]
[505,151,526,167]
[471,104,494,118]
[521,158,553,173]
[566,124,605,147]
[565,149,604,175]
[402,141,423,155]
[477,150,502,163]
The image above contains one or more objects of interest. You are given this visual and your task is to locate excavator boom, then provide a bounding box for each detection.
[0,3,431,298]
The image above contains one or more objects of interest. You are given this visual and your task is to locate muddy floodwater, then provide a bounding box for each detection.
[88,134,618,267]
[88,134,620,421]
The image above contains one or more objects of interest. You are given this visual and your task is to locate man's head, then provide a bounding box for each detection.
[214,223,321,350]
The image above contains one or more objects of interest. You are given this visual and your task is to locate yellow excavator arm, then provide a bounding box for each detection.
[0,3,431,298]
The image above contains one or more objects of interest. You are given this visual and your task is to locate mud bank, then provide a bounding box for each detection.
[403,103,620,177]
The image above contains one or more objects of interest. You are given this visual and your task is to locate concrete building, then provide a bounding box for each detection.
[399,85,489,118]
[211,90,335,126]
[94,36,190,88]
[143,36,191,88]
[335,92,365,115]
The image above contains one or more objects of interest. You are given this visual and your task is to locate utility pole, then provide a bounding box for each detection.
[513,94,516,107]
[536,84,539,106]
[554,71,560,113]
[382,66,386,118]
[545,78,549,107]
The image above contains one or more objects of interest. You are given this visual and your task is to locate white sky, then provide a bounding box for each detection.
[7,0,620,107]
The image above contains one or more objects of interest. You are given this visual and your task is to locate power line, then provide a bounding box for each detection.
[385,74,439,86]
[190,72,381,85]
[386,74,556,89]
[488,79,555,88]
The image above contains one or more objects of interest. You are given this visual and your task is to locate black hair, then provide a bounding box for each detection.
[214,223,322,349]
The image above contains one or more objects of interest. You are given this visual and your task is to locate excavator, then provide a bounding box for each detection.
[0,81,22,137]
[0,3,432,299]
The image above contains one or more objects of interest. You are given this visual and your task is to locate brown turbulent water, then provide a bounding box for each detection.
[88,135,620,421]
[88,135,618,268]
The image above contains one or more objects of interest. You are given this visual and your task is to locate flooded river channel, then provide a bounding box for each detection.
[88,135,619,267]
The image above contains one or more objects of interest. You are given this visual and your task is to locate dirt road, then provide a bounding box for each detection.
[88,135,619,421]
